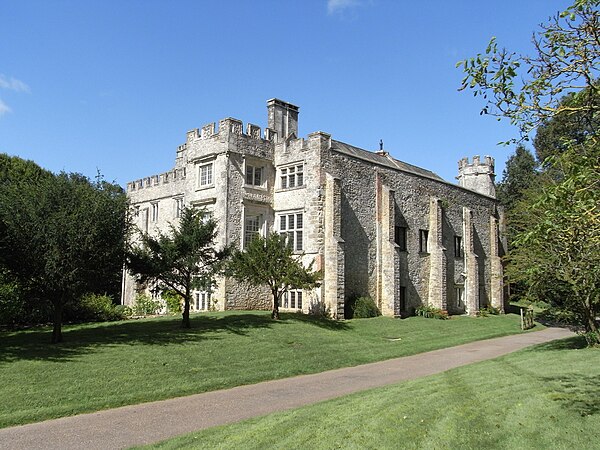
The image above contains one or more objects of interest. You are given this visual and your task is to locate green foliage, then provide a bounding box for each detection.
[227,233,321,319]
[126,206,227,328]
[476,306,501,317]
[496,146,538,213]
[459,0,600,346]
[415,306,449,320]
[534,89,600,165]
[67,294,128,322]
[458,0,600,142]
[349,296,381,318]
[0,155,130,341]
[162,290,182,315]
[132,294,162,316]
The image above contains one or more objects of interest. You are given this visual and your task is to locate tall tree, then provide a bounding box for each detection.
[533,89,600,165]
[459,0,600,345]
[0,162,130,342]
[126,207,227,328]
[227,233,321,320]
[496,145,538,214]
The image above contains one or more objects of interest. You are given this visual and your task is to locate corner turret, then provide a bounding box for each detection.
[457,155,496,197]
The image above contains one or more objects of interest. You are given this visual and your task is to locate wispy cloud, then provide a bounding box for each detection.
[0,99,11,116]
[327,0,362,15]
[0,74,30,93]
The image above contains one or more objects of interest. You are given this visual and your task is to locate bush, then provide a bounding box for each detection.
[162,290,182,315]
[352,297,381,319]
[308,300,331,319]
[132,293,161,316]
[476,306,501,317]
[415,305,449,320]
[0,278,23,326]
[72,294,128,322]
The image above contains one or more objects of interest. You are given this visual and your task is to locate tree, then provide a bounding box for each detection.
[458,0,600,141]
[126,206,227,328]
[507,145,600,345]
[496,145,539,214]
[534,89,600,165]
[0,160,130,342]
[227,233,321,320]
[459,0,600,345]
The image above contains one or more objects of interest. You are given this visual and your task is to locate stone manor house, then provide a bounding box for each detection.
[122,99,505,318]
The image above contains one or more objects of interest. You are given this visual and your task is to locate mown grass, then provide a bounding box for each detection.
[143,336,600,450]
[0,311,536,428]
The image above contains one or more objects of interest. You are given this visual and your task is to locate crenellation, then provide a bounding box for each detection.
[126,167,187,192]
[201,122,216,138]
[246,123,262,139]
[457,155,496,197]
[187,128,200,142]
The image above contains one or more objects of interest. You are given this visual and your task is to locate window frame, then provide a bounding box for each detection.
[282,289,303,310]
[394,226,407,251]
[245,164,264,188]
[151,202,159,222]
[279,163,304,190]
[278,211,303,252]
[454,235,463,258]
[198,162,214,188]
[419,229,429,253]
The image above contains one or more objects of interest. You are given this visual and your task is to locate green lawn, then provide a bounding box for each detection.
[143,336,600,450]
[1,311,536,428]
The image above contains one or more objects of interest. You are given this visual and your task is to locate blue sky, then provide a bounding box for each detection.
[1,0,568,187]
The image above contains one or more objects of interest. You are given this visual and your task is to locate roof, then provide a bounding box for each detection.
[330,140,445,182]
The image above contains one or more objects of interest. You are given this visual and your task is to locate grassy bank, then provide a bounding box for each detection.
[1,311,534,428]
[145,336,600,450]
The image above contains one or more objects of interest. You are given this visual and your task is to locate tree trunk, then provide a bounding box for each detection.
[271,289,280,320]
[51,301,63,344]
[581,295,600,346]
[182,286,191,328]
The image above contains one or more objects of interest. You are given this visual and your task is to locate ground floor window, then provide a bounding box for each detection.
[282,290,303,310]
[195,291,211,311]
[455,286,464,309]
[244,213,264,247]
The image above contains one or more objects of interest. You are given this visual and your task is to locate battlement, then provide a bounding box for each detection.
[458,155,495,172]
[127,167,187,192]
[457,155,496,198]
[182,117,277,144]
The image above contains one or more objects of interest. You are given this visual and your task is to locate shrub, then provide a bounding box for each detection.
[162,290,182,315]
[74,294,128,322]
[415,305,449,320]
[308,300,331,319]
[132,293,161,316]
[476,306,501,317]
[352,297,381,319]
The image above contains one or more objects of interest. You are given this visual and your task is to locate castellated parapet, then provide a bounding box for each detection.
[457,155,496,198]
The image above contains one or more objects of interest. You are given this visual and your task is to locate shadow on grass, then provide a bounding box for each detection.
[0,311,354,363]
[530,335,588,351]
[544,372,600,416]
[280,312,351,331]
[0,312,290,363]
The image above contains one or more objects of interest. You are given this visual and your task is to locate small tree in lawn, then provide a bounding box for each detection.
[126,207,226,328]
[228,233,321,320]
